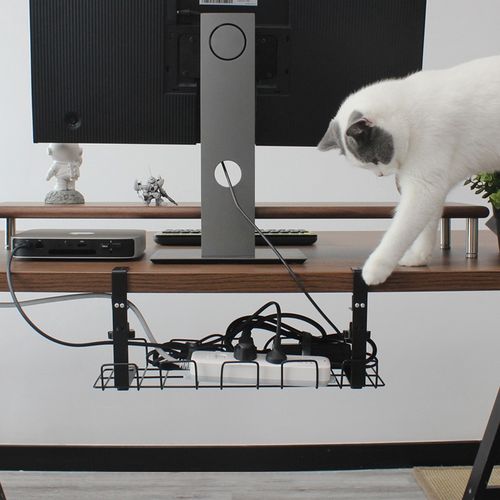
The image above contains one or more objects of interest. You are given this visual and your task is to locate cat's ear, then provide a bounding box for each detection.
[346,117,374,143]
[318,120,341,151]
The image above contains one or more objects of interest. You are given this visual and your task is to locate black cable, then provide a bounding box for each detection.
[9,247,376,365]
[224,298,346,360]
[251,301,282,340]
[147,334,225,368]
[220,161,343,335]
[225,312,330,350]
[198,333,225,346]
[366,338,378,363]
[150,302,329,365]
[251,301,284,362]
[7,246,164,350]
[253,312,328,339]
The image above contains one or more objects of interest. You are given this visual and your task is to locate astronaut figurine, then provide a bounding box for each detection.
[45,143,85,204]
[134,176,177,206]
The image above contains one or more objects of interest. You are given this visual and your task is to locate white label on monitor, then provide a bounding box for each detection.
[200,0,258,6]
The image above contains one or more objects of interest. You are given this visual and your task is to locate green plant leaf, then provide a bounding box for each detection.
[489,191,500,210]
[467,172,500,207]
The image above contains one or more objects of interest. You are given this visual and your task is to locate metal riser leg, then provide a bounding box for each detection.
[5,218,16,250]
[466,218,479,259]
[440,218,451,250]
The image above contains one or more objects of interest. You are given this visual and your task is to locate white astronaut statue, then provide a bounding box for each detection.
[45,143,85,204]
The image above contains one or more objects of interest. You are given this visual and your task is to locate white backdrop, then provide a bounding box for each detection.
[0,0,499,446]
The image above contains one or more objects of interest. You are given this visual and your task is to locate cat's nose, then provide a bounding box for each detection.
[377,172,384,177]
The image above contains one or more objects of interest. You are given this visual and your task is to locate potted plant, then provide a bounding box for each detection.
[465,172,500,248]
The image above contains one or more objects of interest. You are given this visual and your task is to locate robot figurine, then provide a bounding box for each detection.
[45,143,85,204]
[134,175,178,206]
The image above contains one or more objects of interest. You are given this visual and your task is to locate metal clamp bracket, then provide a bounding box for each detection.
[108,267,135,390]
[346,268,369,389]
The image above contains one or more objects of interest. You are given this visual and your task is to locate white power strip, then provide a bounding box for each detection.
[189,351,331,387]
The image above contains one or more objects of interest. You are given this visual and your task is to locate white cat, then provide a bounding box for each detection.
[318,55,500,285]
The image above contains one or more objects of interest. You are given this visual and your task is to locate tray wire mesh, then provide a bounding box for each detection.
[94,356,384,390]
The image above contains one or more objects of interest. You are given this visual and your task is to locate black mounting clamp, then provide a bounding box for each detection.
[108,267,135,390]
[346,268,370,389]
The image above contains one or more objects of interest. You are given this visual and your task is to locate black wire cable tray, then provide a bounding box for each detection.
[93,340,384,390]
[93,268,383,390]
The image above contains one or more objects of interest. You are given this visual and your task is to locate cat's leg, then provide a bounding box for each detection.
[362,181,446,285]
[398,215,440,267]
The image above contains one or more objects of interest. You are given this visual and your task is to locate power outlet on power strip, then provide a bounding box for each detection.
[189,351,331,387]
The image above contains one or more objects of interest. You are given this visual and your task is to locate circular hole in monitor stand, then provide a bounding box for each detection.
[209,23,247,61]
[214,160,242,188]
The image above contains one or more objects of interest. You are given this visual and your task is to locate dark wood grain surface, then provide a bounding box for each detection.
[0,202,490,219]
[1,231,499,293]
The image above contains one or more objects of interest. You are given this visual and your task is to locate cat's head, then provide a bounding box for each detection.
[317,87,407,177]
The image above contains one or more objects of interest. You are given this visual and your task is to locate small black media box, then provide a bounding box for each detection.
[12,229,146,260]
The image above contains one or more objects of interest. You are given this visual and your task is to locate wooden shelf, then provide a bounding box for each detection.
[1,231,499,294]
[0,202,490,219]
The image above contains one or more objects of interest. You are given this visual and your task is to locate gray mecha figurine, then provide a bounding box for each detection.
[45,143,85,204]
[134,176,178,206]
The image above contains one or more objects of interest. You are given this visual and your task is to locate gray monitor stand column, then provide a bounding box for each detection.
[200,12,305,264]
[201,12,256,260]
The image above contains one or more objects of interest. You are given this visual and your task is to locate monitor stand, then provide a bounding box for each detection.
[150,248,307,265]
[152,12,306,265]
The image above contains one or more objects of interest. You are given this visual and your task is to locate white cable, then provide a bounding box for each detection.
[0,293,174,361]
[0,292,108,308]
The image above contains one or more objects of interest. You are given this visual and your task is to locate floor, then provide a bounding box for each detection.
[0,470,426,500]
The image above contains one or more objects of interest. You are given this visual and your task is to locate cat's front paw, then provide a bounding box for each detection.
[398,249,431,267]
[362,254,395,286]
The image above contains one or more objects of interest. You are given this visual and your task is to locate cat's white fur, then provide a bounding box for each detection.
[319,55,500,285]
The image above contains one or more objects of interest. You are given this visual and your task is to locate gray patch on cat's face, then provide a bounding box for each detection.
[317,120,346,155]
[345,111,394,165]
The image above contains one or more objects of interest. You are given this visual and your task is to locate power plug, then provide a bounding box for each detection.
[233,334,257,362]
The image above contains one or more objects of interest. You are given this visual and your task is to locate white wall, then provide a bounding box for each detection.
[0,0,498,446]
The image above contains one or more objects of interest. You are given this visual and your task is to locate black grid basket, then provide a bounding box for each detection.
[94,341,384,391]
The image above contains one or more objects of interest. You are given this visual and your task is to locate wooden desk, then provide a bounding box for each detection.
[1,231,499,294]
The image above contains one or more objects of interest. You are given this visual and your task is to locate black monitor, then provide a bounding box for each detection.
[29,0,426,262]
[29,0,426,147]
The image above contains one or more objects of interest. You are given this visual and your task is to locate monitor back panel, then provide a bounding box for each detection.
[29,0,427,147]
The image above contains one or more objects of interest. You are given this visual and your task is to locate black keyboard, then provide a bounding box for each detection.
[154,229,318,246]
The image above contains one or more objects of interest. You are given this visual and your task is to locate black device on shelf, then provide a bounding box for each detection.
[12,229,146,260]
[154,229,318,247]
